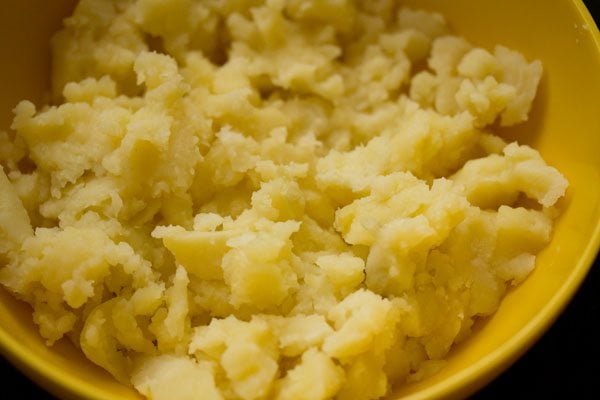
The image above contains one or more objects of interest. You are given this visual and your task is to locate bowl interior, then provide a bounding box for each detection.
[1,1,599,399]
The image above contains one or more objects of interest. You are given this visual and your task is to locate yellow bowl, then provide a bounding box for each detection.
[1,1,599,399]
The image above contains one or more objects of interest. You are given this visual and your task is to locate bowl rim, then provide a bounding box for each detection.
[0,1,599,400]
[0,323,114,400]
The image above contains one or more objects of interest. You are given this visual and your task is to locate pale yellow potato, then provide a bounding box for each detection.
[0,1,569,399]
[132,355,222,400]
[0,166,32,256]
[260,314,334,357]
[275,348,344,400]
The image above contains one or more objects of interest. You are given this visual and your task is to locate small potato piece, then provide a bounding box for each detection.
[132,355,222,400]
[452,143,568,208]
[189,316,279,400]
[0,166,32,256]
[323,289,397,359]
[264,314,334,357]
[276,348,344,400]
[315,253,365,296]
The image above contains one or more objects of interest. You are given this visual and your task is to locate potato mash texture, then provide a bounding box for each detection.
[0,0,568,399]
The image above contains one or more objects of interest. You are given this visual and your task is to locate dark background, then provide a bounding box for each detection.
[1,1,599,399]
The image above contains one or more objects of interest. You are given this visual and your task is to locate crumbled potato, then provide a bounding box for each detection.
[275,348,344,400]
[0,1,567,399]
[0,167,32,256]
[132,355,222,400]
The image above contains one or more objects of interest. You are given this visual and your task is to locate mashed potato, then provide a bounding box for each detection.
[0,1,568,399]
